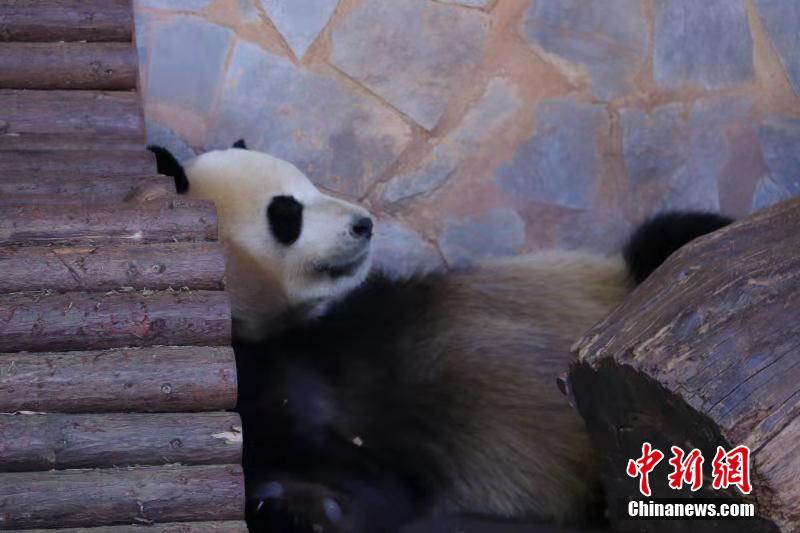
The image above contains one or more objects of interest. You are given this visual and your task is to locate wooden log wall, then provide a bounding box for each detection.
[569,198,800,532]
[0,1,246,530]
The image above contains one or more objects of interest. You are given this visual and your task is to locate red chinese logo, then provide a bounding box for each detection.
[667,446,704,492]
[627,443,752,496]
[712,445,752,495]
[626,442,664,497]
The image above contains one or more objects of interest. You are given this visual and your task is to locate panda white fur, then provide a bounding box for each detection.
[149,143,731,533]
[149,142,374,341]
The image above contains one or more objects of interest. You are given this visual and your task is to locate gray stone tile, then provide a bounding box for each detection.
[756,0,800,95]
[437,0,491,7]
[372,219,443,278]
[666,96,754,211]
[622,95,755,212]
[238,0,263,23]
[521,0,648,101]
[331,0,489,130]
[439,208,526,266]
[135,0,213,11]
[760,116,800,191]
[653,0,753,90]
[752,115,800,211]
[134,10,151,81]
[751,176,792,212]
[145,15,233,115]
[621,103,685,189]
[557,211,631,253]
[384,78,523,204]
[383,151,455,205]
[494,98,607,210]
[208,41,411,197]
[260,0,339,59]
[145,118,197,163]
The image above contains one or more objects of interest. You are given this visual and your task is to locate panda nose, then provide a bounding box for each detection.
[351,216,373,240]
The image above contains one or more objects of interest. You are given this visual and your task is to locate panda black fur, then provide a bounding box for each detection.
[149,144,731,532]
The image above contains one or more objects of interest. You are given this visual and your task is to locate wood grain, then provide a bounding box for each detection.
[0,0,133,43]
[0,198,217,245]
[0,43,137,90]
[0,346,237,413]
[6,520,247,533]
[0,150,155,178]
[0,290,230,353]
[0,464,244,529]
[0,175,173,205]
[0,412,242,472]
[5,523,249,533]
[0,90,143,151]
[569,198,800,532]
[0,243,226,293]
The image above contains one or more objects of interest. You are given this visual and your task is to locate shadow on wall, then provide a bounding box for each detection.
[135,0,800,277]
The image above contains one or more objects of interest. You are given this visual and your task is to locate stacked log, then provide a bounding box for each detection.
[0,42,138,90]
[0,90,144,151]
[0,465,243,529]
[0,1,246,529]
[569,198,800,532]
[0,150,157,178]
[0,0,133,42]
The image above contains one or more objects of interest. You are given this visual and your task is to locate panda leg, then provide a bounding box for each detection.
[248,479,350,533]
[247,472,419,533]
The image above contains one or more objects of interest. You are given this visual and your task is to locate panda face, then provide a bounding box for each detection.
[263,181,373,303]
[274,187,373,304]
[183,148,373,334]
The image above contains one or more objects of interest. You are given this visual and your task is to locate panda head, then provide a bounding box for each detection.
[150,144,373,338]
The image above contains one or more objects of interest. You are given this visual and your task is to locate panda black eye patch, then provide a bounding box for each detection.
[267,195,304,246]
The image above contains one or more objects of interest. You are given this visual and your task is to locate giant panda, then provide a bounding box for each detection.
[148,142,374,341]
[149,143,731,533]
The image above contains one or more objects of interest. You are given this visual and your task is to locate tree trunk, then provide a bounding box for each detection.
[569,198,800,532]
[0,175,173,205]
[0,346,237,413]
[8,523,249,533]
[0,0,133,43]
[0,150,156,178]
[10,524,248,533]
[0,464,244,530]
[0,412,242,472]
[0,242,226,293]
[0,90,143,151]
[0,198,218,245]
[0,43,137,90]
[0,289,230,353]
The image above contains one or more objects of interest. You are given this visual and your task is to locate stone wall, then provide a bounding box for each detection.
[134,0,800,275]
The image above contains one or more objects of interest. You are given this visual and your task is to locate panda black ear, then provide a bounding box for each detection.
[267,195,303,246]
[232,139,247,149]
[148,145,189,194]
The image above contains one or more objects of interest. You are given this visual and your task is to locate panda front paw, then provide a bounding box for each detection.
[248,479,352,533]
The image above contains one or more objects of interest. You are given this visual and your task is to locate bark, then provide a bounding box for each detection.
[0,289,231,353]
[0,0,133,43]
[0,42,137,90]
[0,346,237,413]
[569,198,800,532]
[0,464,244,529]
[0,198,218,245]
[0,150,156,178]
[0,242,226,293]
[0,90,143,151]
[0,412,242,471]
